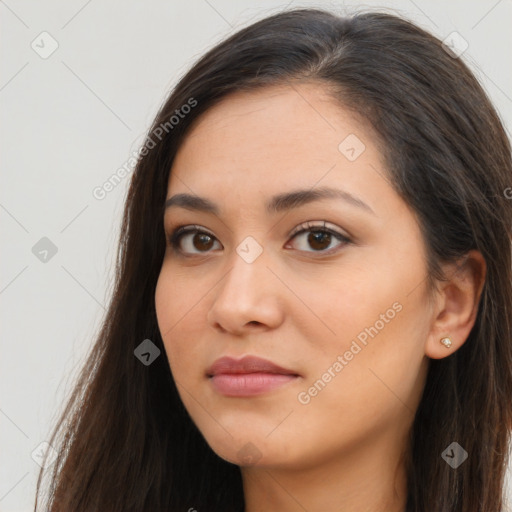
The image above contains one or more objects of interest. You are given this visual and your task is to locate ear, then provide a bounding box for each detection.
[425,250,486,359]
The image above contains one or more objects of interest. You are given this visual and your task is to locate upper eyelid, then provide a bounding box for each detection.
[168,222,351,246]
[169,221,347,237]
[176,224,215,236]
[289,220,347,238]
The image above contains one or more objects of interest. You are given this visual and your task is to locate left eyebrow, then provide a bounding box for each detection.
[164,186,375,216]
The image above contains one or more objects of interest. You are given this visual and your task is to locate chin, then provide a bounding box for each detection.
[200,427,299,469]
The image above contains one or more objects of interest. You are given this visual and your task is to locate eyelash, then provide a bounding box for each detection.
[166,221,351,257]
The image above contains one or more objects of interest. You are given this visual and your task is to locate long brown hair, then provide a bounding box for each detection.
[35,8,512,511]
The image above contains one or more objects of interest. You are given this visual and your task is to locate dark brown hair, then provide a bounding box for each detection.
[35,7,512,511]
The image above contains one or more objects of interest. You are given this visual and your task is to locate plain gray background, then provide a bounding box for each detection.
[1,1,511,510]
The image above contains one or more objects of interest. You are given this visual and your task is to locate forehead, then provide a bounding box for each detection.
[166,83,391,216]
[176,82,363,158]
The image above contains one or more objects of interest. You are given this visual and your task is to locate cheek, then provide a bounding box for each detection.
[155,262,207,333]
[298,260,429,407]
[296,304,427,448]
[295,264,397,351]
[155,268,199,371]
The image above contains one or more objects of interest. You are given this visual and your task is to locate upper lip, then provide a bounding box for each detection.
[206,355,299,377]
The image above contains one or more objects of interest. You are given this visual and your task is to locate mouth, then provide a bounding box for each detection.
[206,355,300,397]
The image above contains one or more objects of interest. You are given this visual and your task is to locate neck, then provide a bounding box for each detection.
[241,429,409,512]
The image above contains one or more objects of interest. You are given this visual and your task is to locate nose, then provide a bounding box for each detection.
[206,245,285,335]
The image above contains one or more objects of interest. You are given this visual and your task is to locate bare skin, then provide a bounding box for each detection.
[155,82,486,512]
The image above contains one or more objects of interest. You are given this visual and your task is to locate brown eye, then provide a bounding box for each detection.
[168,222,351,257]
[168,226,221,255]
[191,233,215,251]
[287,222,351,254]
[305,231,332,251]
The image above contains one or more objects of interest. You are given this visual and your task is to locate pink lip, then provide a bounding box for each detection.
[206,355,300,397]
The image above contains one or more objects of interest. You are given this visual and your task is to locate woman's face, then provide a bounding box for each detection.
[155,82,433,470]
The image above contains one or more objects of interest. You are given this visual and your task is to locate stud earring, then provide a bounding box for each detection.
[440,337,453,349]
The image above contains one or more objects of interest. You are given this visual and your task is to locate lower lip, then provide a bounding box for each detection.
[209,372,298,396]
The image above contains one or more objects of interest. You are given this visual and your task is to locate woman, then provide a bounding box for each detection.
[35,7,512,512]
